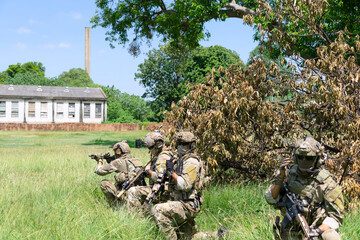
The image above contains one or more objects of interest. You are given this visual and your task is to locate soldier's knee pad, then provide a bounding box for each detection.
[321,229,340,240]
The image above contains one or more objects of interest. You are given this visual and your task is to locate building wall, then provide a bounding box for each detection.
[0,122,139,131]
[0,99,25,123]
[0,99,106,123]
[25,100,53,123]
[53,101,81,123]
[82,101,104,124]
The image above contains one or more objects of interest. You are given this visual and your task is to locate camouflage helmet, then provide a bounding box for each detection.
[294,135,323,157]
[112,140,131,154]
[294,135,324,171]
[174,130,197,144]
[144,130,165,148]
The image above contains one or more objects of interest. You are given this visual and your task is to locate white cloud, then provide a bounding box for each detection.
[40,43,71,49]
[71,12,82,20]
[15,43,27,50]
[17,27,31,34]
[28,19,40,25]
[59,43,71,48]
[42,44,56,49]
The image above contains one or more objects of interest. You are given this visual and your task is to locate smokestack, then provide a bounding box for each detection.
[85,27,90,75]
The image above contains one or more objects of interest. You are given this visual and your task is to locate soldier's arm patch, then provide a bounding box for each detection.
[185,164,197,183]
[177,158,200,191]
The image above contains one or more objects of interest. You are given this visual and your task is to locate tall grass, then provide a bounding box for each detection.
[0,131,358,239]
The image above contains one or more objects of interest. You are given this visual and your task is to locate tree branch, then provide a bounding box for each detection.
[221,1,256,18]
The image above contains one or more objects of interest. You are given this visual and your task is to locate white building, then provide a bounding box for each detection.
[0,85,107,123]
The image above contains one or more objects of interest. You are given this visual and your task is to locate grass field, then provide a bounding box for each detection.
[0,131,359,239]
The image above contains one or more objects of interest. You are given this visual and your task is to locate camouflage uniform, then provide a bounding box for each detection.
[94,141,144,206]
[126,131,173,208]
[151,152,202,239]
[127,149,172,207]
[265,136,344,240]
[151,131,219,240]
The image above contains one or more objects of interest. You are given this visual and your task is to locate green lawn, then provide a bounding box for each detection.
[0,131,358,239]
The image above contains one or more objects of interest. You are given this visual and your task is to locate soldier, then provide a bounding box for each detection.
[93,140,144,207]
[151,130,225,240]
[126,130,173,208]
[265,135,344,240]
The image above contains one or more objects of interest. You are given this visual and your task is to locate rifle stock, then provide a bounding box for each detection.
[277,182,311,239]
[116,160,152,199]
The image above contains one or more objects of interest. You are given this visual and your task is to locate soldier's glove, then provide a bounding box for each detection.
[89,154,99,161]
[103,152,111,159]
[308,227,322,237]
[278,158,291,181]
[121,180,131,190]
[166,159,175,175]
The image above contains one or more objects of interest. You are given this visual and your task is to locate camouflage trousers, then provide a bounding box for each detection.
[127,185,171,209]
[151,200,219,240]
[275,227,341,240]
[100,180,123,207]
[127,186,152,208]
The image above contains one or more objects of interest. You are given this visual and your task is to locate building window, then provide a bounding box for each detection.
[40,102,47,118]
[11,101,19,118]
[84,103,90,118]
[28,102,35,117]
[68,103,75,118]
[56,102,64,118]
[95,103,102,118]
[0,101,5,117]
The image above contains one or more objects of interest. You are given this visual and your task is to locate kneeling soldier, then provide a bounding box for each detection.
[151,130,225,239]
[93,140,144,207]
[265,135,344,240]
[127,130,173,208]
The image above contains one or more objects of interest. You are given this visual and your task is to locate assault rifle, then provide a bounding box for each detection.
[88,152,112,163]
[275,182,312,239]
[116,160,152,199]
[143,170,169,210]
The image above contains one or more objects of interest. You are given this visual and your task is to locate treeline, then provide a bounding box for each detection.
[1,45,246,122]
[0,62,154,123]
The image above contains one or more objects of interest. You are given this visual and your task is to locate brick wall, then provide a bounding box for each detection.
[145,123,172,132]
[0,123,139,131]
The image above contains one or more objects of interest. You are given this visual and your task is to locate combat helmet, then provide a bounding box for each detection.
[294,135,324,172]
[112,140,131,154]
[174,130,197,156]
[144,130,165,149]
[174,130,197,144]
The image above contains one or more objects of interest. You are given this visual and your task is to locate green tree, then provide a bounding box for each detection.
[2,72,56,86]
[2,62,45,79]
[100,85,153,122]
[136,44,243,121]
[57,68,94,87]
[91,0,360,60]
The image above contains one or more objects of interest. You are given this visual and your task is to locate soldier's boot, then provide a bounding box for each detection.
[217,225,228,238]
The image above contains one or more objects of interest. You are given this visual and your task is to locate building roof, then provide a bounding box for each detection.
[0,85,107,101]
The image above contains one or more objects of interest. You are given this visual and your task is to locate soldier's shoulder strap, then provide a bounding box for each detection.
[183,152,200,161]
[160,149,174,158]
[125,155,143,168]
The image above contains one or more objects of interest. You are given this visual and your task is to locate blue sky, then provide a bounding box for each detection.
[0,0,258,96]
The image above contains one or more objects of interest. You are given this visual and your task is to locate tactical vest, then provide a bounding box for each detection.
[149,150,173,186]
[111,155,142,174]
[171,152,206,204]
[285,166,344,226]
